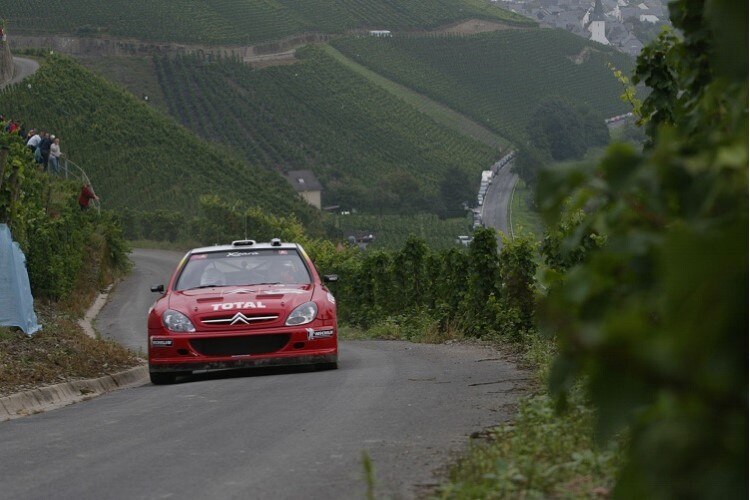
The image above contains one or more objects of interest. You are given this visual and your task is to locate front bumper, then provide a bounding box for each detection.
[149,353,338,373]
[148,325,337,374]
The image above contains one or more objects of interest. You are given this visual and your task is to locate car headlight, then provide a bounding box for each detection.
[162,309,196,333]
[286,301,318,326]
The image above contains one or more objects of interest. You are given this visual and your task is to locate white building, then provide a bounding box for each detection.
[588,0,610,45]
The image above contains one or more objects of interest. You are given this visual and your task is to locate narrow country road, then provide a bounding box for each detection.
[0,249,528,499]
[0,57,40,89]
[482,160,518,247]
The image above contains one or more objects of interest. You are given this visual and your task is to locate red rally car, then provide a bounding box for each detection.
[148,239,338,384]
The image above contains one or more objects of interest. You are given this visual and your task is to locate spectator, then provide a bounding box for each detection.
[26,129,41,152]
[78,183,99,210]
[49,137,62,175]
[39,133,52,170]
[6,120,18,134]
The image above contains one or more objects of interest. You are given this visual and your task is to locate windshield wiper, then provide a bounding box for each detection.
[184,284,229,290]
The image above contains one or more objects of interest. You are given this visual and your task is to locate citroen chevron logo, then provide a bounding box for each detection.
[230,313,252,325]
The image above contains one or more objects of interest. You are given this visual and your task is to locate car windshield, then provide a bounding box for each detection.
[174,249,312,291]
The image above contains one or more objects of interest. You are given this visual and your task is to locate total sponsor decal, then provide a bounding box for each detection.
[211,301,266,311]
[151,339,173,347]
[306,328,335,341]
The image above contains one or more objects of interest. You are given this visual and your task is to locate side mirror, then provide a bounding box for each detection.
[150,284,165,293]
[323,275,339,283]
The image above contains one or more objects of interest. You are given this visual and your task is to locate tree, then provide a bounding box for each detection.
[537,0,747,496]
[439,166,472,218]
[512,146,549,188]
[526,98,609,161]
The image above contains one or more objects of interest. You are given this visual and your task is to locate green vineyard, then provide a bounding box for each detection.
[3,0,533,45]
[330,213,473,250]
[0,55,319,227]
[332,30,634,144]
[154,46,499,214]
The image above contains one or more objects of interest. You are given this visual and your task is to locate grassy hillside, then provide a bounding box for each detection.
[321,45,509,150]
[332,30,634,144]
[0,55,320,228]
[4,0,534,45]
[154,46,499,214]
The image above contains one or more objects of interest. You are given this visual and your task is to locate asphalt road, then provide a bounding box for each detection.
[0,249,528,499]
[482,161,518,247]
[95,249,187,354]
[0,57,40,89]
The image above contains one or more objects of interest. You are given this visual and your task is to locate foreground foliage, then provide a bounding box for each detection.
[0,132,138,396]
[439,392,620,499]
[0,132,129,300]
[537,0,747,496]
[326,229,537,341]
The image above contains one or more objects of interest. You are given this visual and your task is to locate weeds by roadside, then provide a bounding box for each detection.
[436,391,621,499]
[0,303,140,397]
[433,329,623,499]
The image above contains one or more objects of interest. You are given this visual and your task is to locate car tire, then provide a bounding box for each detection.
[149,371,177,385]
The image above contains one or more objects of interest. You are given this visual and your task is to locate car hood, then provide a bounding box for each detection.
[168,284,315,320]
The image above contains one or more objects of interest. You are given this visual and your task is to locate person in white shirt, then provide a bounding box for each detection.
[49,137,63,175]
[26,130,42,152]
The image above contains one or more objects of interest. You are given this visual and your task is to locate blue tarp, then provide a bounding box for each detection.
[0,223,41,335]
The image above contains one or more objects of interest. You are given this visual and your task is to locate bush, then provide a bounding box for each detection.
[0,132,130,300]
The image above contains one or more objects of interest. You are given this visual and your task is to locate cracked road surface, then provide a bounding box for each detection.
[0,249,527,499]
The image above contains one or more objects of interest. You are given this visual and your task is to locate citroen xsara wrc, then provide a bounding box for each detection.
[147,239,338,384]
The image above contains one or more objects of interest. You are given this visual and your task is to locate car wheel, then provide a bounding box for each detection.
[150,371,177,385]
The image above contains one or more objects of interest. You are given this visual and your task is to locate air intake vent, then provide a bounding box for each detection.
[190,334,290,356]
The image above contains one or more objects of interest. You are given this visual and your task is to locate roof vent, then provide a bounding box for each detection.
[232,239,256,246]
[270,238,282,246]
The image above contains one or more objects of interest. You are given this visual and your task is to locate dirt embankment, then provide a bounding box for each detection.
[0,40,14,83]
[437,18,525,35]
[9,32,331,64]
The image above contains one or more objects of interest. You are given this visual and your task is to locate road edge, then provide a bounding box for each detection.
[0,364,148,422]
[1,280,150,423]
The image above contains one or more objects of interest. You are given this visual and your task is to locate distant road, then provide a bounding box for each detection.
[0,57,39,89]
[482,160,518,248]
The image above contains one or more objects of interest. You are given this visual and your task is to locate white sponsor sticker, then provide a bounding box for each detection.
[306,328,335,340]
[211,301,266,311]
